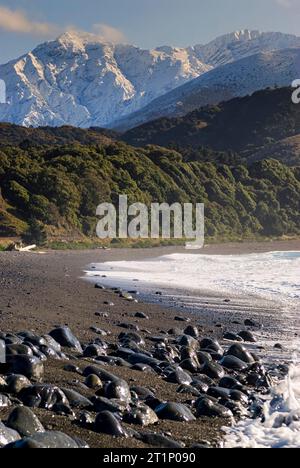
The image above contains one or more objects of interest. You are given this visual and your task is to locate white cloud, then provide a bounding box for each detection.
[92,23,127,44]
[0,6,59,36]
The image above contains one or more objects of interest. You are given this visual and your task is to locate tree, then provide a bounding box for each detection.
[22,219,47,246]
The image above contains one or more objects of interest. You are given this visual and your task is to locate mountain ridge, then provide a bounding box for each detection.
[0,29,300,128]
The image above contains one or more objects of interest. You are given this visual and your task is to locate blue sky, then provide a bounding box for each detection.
[0,0,300,63]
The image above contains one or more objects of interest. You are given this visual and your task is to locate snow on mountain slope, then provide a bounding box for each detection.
[0,31,211,127]
[192,30,300,66]
[114,48,300,130]
[0,29,299,128]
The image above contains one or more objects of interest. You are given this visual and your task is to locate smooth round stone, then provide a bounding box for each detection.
[95,411,128,437]
[244,319,259,327]
[131,386,155,400]
[184,326,199,339]
[104,380,131,402]
[168,328,183,336]
[155,402,196,422]
[92,396,129,414]
[5,431,87,448]
[238,331,256,343]
[196,398,233,418]
[180,358,200,374]
[0,394,11,408]
[61,388,92,409]
[0,377,7,391]
[140,432,183,448]
[135,312,149,320]
[197,351,213,365]
[19,384,68,409]
[42,335,62,353]
[177,335,199,348]
[7,407,45,437]
[0,422,21,448]
[131,363,154,373]
[83,344,106,358]
[95,284,105,289]
[177,384,201,397]
[219,376,243,390]
[200,361,224,379]
[85,374,103,390]
[200,338,223,354]
[223,332,243,342]
[124,405,158,426]
[220,355,249,371]
[49,327,82,353]
[226,344,255,364]
[6,344,33,357]
[165,367,193,385]
[6,356,44,381]
[5,374,31,394]
[119,332,145,347]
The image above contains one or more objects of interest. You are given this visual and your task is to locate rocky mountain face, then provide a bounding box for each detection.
[115,48,300,130]
[0,29,299,128]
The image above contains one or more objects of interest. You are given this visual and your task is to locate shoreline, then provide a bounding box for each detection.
[0,242,298,448]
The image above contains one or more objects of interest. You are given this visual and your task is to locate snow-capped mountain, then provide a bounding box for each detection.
[0,32,211,127]
[0,29,299,128]
[114,48,300,130]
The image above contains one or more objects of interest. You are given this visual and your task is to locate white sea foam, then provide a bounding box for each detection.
[86,250,300,448]
[87,251,300,306]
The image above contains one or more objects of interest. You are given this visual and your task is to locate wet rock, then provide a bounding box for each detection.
[238,331,256,343]
[83,344,106,358]
[219,376,244,391]
[184,326,199,338]
[220,356,249,371]
[223,332,243,342]
[139,432,184,448]
[244,319,259,328]
[5,431,87,448]
[95,411,127,437]
[61,388,92,409]
[83,365,121,383]
[196,398,233,419]
[85,374,103,390]
[165,366,193,385]
[7,407,45,437]
[197,351,213,365]
[177,384,201,397]
[200,361,224,380]
[155,402,196,422]
[19,384,68,410]
[124,405,158,426]
[226,344,255,364]
[135,312,149,320]
[131,363,154,373]
[6,355,44,381]
[174,316,190,322]
[90,327,108,336]
[119,332,145,347]
[0,422,21,447]
[6,344,33,356]
[131,387,155,401]
[177,335,199,348]
[0,394,11,408]
[104,380,131,403]
[63,364,81,374]
[92,396,129,414]
[49,327,82,353]
[95,284,105,289]
[274,343,283,350]
[200,338,223,354]
[180,358,200,374]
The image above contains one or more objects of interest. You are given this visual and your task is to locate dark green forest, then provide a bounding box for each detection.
[0,139,299,244]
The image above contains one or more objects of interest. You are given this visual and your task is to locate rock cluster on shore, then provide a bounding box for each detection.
[0,284,285,450]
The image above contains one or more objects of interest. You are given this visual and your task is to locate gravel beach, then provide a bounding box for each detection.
[0,240,299,449]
